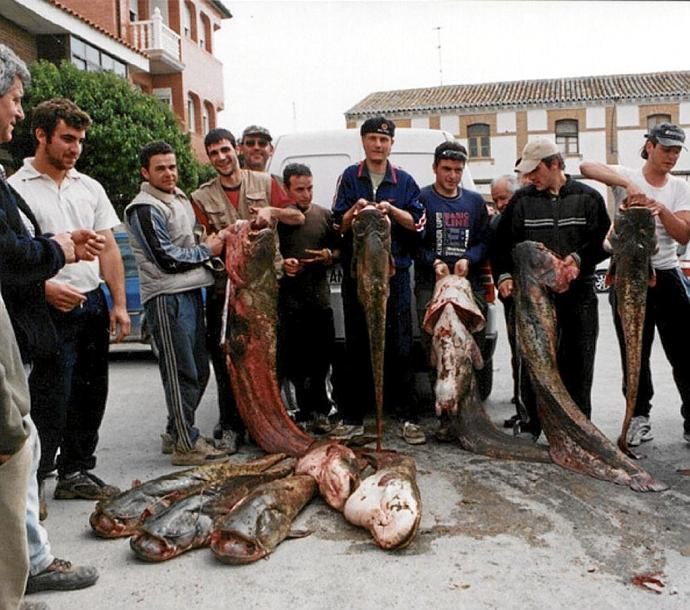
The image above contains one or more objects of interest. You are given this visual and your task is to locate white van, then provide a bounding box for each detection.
[268,128,496,399]
[268,128,477,207]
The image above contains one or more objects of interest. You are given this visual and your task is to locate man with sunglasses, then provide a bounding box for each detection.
[191,128,303,454]
[238,125,289,205]
[492,138,610,439]
[415,142,490,442]
[580,123,690,446]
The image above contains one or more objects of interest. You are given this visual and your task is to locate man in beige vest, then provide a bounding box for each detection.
[191,128,303,453]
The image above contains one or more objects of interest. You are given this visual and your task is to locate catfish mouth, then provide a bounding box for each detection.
[90,511,135,538]
[210,530,266,565]
[129,531,177,562]
[245,226,274,260]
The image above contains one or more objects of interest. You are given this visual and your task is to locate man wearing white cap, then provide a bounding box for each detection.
[492,138,610,438]
[580,123,690,446]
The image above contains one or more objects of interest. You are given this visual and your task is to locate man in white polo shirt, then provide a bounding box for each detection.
[581,123,690,446]
[9,97,130,501]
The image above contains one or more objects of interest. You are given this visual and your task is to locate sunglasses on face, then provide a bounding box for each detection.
[243,138,269,148]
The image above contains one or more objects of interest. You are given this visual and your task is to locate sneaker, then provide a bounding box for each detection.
[503,413,521,429]
[171,437,229,466]
[311,413,334,435]
[398,421,427,445]
[25,558,98,594]
[38,479,47,521]
[21,601,49,610]
[215,429,239,455]
[435,419,454,443]
[329,422,365,440]
[161,433,174,455]
[213,421,223,440]
[513,421,540,442]
[54,471,120,501]
[627,416,653,447]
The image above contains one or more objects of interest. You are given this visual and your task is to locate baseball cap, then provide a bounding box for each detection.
[515,138,560,174]
[646,123,686,148]
[241,125,272,142]
[360,116,395,138]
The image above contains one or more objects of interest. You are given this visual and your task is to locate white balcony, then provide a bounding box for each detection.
[128,8,184,74]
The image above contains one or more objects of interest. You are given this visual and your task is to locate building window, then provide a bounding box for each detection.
[555,119,579,154]
[187,95,196,133]
[129,0,138,21]
[182,2,192,38]
[202,105,209,134]
[647,113,671,130]
[154,88,173,107]
[70,36,127,77]
[468,123,490,158]
[200,13,212,52]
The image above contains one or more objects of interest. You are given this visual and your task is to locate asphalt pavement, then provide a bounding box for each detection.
[29,294,690,609]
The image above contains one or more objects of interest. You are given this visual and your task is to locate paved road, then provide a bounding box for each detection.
[31,294,689,609]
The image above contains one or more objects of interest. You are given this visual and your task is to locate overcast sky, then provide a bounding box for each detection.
[216,1,690,138]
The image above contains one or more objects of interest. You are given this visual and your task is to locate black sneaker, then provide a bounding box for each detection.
[54,471,120,501]
[503,414,520,429]
[25,558,98,594]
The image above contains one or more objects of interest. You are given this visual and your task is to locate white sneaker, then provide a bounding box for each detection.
[627,416,653,447]
[329,422,364,440]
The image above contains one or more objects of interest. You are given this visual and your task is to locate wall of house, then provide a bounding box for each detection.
[0,16,38,64]
[58,0,121,36]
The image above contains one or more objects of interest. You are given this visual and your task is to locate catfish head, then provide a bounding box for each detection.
[225,219,277,289]
[351,206,393,285]
[610,206,657,266]
[513,241,579,294]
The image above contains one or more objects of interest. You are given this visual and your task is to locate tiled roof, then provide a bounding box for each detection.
[345,71,690,118]
[47,0,147,57]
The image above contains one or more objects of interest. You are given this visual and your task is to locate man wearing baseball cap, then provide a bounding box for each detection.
[581,123,690,447]
[493,138,610,439]
[331,116,427,444]
[238,125,289,206]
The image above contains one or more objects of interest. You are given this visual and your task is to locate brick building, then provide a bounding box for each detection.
[345,72,690,207]
[0,0,231,158]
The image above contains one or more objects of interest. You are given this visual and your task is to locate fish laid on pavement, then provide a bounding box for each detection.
[422,274,550,463]
[512,241,666,492]
[223,220,314,457]
[89,454,287,538]
[351,206,392,451]
[210,475,317,564]
[129,461,295,562]
[609,202,657,456]
[295,442,361,511]
[343,451,421,550]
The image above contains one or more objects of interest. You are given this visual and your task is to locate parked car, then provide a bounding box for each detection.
[102,228,153,351]
[269,128,497,399]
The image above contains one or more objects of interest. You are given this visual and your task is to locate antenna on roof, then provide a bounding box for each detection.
[433,26,443,86]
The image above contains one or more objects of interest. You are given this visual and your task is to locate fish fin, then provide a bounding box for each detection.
[287,529,312,539]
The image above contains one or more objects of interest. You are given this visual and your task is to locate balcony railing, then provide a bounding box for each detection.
[128,8,182,70]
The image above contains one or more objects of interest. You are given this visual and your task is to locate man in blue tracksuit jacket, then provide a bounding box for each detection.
[331,116,427,445]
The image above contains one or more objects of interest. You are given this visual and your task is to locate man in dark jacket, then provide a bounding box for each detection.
[492,138,610,438]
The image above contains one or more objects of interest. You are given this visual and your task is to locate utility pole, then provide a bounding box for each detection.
[434,26,443,86]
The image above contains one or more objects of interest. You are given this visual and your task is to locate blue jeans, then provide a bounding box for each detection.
[145,290,209,451]
[30,287,110,481]
[24,415,53,575]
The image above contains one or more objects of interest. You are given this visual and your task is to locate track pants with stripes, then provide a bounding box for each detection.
[145,289,209,451]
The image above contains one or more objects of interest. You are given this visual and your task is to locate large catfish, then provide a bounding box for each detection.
[89,454,287,538]
[422,275,550,462]
[224,220,314,456]
[609,202,657,456]
[295,441,361,511]
[512,241,666,492]
[343,451,421,550]
[351,206,392,450]
[210,475,317,564]
[129,461,294,562]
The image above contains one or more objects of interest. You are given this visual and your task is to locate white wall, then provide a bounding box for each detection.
[616,105,639,127]
[586,107,606,130]
[496,111,516,134]
[440,114,458,135]
[527,109,547,131]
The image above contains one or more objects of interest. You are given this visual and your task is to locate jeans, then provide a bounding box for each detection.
[340,267,416,425]
[145,290,210,451]
[609,267,690,431]
[24,415,53,575]
[30,287,110,481]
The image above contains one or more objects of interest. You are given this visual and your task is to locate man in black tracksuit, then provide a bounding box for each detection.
[492,138,610,437]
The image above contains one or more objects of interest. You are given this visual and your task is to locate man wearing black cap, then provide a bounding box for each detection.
[415,141,490,441]
[581,123,690,446]
[493,138,610,439]
[331,116,426,444]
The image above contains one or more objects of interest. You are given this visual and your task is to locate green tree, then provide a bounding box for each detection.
[10,61,210,218]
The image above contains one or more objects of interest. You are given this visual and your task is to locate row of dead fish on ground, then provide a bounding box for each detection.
[89,444,420,562]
